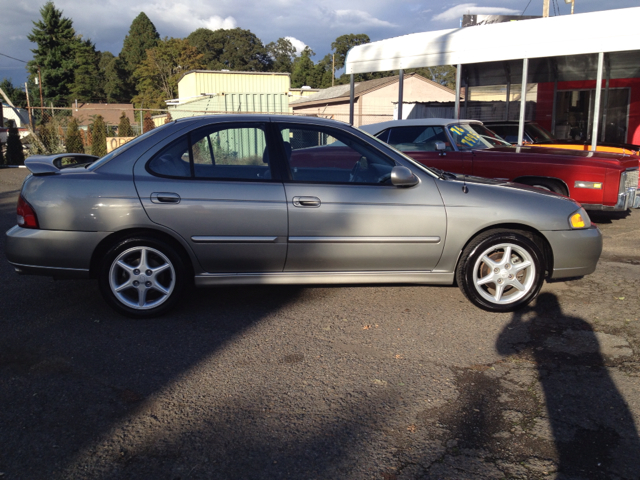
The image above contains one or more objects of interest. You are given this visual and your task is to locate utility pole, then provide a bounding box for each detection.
[332,54,335,87]
[564,0,575,14]
[542,0,550,17]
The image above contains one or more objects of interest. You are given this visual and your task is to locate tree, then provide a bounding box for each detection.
[0,78,27,107]
[331,34,370,70]
[133,37,204,109]
[27,1,77,106]
[91,115,107,157]
[187,28,271,71]
[6,121,25,165]
[408,66,457,90]
[99,52,128,103]
[69,38,101,102]
[143,112,155,133]
[120,12,160,99]
[118,112,133,137]
[291,47,317,88]
[266,37,297,73]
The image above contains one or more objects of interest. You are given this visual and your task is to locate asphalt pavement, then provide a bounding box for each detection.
[1,167,639,479]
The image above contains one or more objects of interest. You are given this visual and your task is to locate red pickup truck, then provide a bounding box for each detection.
[360,119,640,211]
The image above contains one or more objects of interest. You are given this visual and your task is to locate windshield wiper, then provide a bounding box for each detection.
[430,167,457,180]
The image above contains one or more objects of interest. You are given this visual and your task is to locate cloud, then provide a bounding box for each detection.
[334,9,397,28]
[432,3,520,22]
[285,36,307,54]
[203,16,238,30]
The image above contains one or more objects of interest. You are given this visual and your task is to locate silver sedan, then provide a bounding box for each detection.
[5,115,602,317]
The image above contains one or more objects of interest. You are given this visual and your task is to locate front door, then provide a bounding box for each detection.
[274,122,447,272]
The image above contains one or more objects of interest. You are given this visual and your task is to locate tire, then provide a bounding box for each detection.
[456,230,545,312]
[98,236,187,318]
[519,178,566,195]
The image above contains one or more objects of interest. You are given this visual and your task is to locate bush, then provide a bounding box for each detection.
[6,121,25,165]
[118,112,134,137]
[91,115,107,157]
[143,112,155,133]
[65,118,84,153]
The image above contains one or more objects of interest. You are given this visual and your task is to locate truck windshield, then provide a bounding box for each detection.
[448,124,510,151]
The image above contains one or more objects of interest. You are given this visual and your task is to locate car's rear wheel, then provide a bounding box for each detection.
[456,230,545,312]
[98,237,186,318]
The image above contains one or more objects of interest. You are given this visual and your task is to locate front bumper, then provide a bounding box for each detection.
[5,225,109,277]
[543,226,602,279]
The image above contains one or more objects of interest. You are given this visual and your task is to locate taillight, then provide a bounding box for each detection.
[17,195,39,229]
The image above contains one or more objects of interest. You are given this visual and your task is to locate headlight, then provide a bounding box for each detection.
[569,207,591,229]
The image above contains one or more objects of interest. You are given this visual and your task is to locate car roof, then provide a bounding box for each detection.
[172,113,355,129]
[359,118,482,134]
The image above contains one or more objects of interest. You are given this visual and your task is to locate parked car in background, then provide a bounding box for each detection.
[361,119,640,211]
[483,120,640,156]
[6,115,602,317]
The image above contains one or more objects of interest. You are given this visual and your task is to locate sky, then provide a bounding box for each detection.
[1,0,638,88]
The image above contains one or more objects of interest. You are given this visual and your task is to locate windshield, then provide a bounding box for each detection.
[526,123,556,143]
[448,123,510,151]
[88,122,174,170]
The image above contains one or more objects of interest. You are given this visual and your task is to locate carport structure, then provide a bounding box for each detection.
[345,7,640,150]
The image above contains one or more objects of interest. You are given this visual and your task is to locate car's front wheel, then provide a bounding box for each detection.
[456,230,545,312]
[98,237,186,318]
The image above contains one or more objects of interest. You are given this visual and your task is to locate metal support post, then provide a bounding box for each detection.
[455,65,462,120]
[591,52,604,152]
[517,58,529,146]
[397,69,404,120]
[349,74,355,126]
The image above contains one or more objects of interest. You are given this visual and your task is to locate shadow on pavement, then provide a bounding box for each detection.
[497,292,640,479]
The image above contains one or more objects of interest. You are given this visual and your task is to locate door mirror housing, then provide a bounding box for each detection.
[390,166,419,187]
[435,141,447,152]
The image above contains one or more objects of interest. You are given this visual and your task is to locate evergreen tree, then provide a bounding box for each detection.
[91,115,107,157]
[6,122,25,165]
[69,38,101,102]
[120,12,160,98]
[65,117,84,153]
[143,112,155,133]
[291,47,317,88]
[118,112,133,137]
[0,78,27,107]
[27,2,77,106]
[331,34,370,70]
[99,52,128,103]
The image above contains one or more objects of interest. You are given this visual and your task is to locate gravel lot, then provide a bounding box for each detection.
[1,167,639,479]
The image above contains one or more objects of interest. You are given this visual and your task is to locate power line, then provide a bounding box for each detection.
[521,0,533,15]
[0,52,29,64]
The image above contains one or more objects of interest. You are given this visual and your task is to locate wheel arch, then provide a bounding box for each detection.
[455,224,554,280]
[512,176,569,196]
[89,227,196,279]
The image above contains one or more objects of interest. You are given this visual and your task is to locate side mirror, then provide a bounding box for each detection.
[390,166,419,187]
[435,141,447,153]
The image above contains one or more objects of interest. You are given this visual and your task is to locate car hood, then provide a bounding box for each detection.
[443,172,570,200]
[486,145,639,168]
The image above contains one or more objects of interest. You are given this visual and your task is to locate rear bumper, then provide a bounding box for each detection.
[5,225,109,277]
[543,227,602,279]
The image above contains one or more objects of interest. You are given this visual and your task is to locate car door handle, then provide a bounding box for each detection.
[292,196,321,207]
[151,192,181,204]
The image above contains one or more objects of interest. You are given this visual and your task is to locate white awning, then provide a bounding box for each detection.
[346,7,640,74]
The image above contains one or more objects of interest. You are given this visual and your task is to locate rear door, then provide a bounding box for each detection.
[134,122,288,273]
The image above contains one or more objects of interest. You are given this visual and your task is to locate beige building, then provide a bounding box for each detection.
[290,73,455,127]
[169,70,291,119]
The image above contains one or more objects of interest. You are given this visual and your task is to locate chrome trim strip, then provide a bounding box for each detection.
[288,236,441,243]
[9,262,89,272]
[195,271,454,286]
[191,236,278,243]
